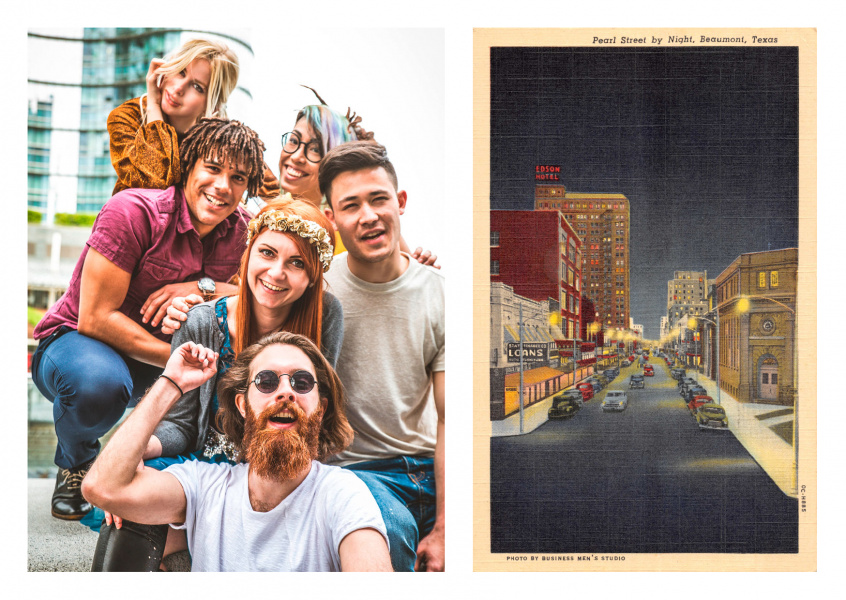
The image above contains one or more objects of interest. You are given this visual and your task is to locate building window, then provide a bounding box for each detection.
[490,231,499,247]
[759,272,766,288]
[491,260,499,275]
[770,271,779,287]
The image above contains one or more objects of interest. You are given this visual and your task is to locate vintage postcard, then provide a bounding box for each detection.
[473,28,816,571]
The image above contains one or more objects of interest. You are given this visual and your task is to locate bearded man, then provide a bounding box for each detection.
[82,332,392,572]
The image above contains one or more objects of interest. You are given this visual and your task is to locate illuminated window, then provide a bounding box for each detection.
[759,272,766,288]
[770,271,779,287]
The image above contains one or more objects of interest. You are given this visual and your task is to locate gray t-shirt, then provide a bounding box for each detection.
[165,460,387,571]
[324,253,445,465]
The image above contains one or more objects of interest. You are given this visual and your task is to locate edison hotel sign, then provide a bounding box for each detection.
[535,165,561,181]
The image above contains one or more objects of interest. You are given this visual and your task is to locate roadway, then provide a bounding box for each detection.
[490,357,799,554]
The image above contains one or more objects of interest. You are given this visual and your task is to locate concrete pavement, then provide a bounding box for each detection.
[28,478,191,572]
[488,357,798,498]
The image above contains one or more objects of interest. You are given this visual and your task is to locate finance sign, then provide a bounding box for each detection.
[506,343,548,364]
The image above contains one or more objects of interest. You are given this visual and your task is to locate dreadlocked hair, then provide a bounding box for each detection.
[179,117,266,199]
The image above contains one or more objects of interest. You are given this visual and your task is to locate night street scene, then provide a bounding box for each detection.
[488,45,801,554]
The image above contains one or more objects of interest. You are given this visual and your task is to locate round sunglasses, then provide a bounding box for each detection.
[250,370,317,395]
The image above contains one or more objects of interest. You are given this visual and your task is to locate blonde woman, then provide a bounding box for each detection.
[107,38,249,195]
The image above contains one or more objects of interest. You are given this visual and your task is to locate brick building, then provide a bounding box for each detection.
[534,185,630,331]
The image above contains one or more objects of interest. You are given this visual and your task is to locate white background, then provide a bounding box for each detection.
[6,0,844,595]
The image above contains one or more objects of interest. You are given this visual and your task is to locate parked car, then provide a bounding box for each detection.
[621,359,632,367]
[602,390,629,412]
[670,368,686,380]
[604,367,620,380]
[548,393,581,419]
[694,403,729,430]
[559,388,585,408]
[629,374,645,389]
[575,382,594,401]
[687,395,714,413]
[593,373,610,387]
[643,365,655,377]
[678,377,697,391]
[585,379,602,393]
[684,385,708,403]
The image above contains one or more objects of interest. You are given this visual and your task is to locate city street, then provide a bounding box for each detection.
[490,357,799,554]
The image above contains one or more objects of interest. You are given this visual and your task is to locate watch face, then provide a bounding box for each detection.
[199,277,215,293]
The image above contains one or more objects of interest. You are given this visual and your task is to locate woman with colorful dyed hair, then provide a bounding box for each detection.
[89,196,343,571]
[275,87,372,208]
[272,86,435,263]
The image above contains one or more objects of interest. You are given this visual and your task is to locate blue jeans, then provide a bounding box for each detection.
[30,327,161,469]
[344,456,436,572]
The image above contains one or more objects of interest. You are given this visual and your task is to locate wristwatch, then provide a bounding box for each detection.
[198,277,216,302]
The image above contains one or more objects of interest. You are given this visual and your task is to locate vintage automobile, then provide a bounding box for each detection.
[548,393,581,419]
[678,377,697,391]
[694,403,729,430]
[602,390,628,412]
[687,395,714,413]
[575,382,594,401]
[585,378,602,393]
[604,367,620,380]
[559,388,585,407]
[683,385,708,403]
[643,365,655,377]
[629,374,645,389]
[621,359,632,367]
[593,373,610,387]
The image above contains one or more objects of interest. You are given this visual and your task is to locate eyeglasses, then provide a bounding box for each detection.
[281,132,323,163]
[250,370,317,395]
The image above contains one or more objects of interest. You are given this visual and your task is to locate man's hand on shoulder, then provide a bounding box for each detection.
[141,282,205,328]
[160,293,204,335]
[415,524,445,571]
[411,247,441,269]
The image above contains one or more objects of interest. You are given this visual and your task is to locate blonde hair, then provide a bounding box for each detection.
[141,38,239,126]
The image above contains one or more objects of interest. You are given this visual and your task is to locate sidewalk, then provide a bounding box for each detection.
[690,371,798,498]
[28,478,191,572]
[490,361,798,498]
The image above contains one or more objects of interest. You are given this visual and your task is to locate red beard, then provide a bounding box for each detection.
[242,399,323,482]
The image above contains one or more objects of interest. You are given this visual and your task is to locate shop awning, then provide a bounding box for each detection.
[504,366,566,387]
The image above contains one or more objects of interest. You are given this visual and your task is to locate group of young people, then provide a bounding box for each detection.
[30,38,445,572]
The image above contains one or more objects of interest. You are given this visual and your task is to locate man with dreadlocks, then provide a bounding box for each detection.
[32,117,266,521]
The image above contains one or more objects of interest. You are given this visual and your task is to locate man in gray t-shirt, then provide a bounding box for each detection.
[319,142,446,572]
[82,332,391,572]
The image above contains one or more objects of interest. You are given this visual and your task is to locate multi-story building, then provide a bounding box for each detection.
[667,270,709,323]
[715,248,797,406]
[534,185,630,331]
[28,28,253,216]
[666,270,710,367]
[490,210,582,340]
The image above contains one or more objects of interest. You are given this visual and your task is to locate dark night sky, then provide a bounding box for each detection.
[490,46,799,339]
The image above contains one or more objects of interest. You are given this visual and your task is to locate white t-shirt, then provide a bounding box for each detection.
[165,460,387,571]
[324,253,446,465]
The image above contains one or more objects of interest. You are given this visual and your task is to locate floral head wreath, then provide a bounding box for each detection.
[301,85,375,141]
[246,196,334,272]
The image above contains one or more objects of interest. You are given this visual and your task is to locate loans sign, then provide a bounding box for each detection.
[506,343,549,364]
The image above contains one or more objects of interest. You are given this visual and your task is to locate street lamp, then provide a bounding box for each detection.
[687,313,720,405]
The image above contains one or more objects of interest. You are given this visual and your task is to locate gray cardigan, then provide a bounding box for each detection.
[153,292,343,456]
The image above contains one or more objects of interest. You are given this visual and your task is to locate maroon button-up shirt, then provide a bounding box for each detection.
[34,186,249,342]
